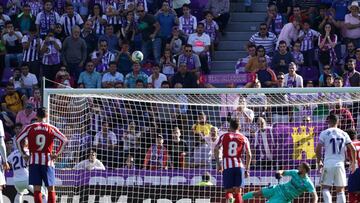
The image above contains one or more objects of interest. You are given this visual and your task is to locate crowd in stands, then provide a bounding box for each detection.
[0,0,360,171]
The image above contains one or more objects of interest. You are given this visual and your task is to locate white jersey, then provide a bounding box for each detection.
[319,127,352,167]
[8,149,29,182]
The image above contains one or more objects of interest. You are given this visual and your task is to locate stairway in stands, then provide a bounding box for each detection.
[212,0,268,73]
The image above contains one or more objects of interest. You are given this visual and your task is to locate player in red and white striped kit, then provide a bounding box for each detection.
[214,118,252,203]
[346,129,360,203]
[16,108,68,203]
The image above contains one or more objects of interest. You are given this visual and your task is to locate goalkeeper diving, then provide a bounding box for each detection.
[243,162,318,203]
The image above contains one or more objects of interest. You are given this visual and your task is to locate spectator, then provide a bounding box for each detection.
[9,68,22,91]
[256,56,277,88]
[177,44,201,73]
[271,72,291,123]
[167,126,188,169]
[249,23,277,56]
[40,30,62,85]
[0,5,11,30]
[197,172,214,186]
[356,48,360,71]
[344,59,360,87]
[120,11,137,43]
[271,40,294,74]
[28,88,41,110]
[74,150,106,170]
[331,0,350,22]
[15,4,36,34]
[117,41,133,76]
[277,19,300,48]
[148,64,168,88]
[323,74,334,87]
[21,26,42,77]
[289,4,308,23]
[171,62,198,88]
[105,3,123,35]
[124,63,149,88]
[165,26,186,57]
[188,23,211,74]
[78,62,102,88]
[342,41,356,65]
[102,61,124,88]
[298,20,320,67]
[94,121,118,150]
[122,121,141,161]
[91,40,116,73]
[205,0,230,33]
[160,49,177,77]
[0,111,15,136]
[283,62,304,88]
[137,5,161,64]
[245,45,271,73]
[178,4,197,36]
[125,0,148,12]
[329,99,355,131]
[202,126,221,169]
[15,103,36,126]
[124,155,135,169]
[98,25,120,53]
[54,22,66,42]
[318,23,337,71]
[291,41,304,66]
[265,4,286,36]
[81,20,97,59]
[236,43,257,74]
[200,11,220,57]
[143,135,169,170]
[344,1,360,48]
[62,25,87,80]
[20,64,38,97]
[192,112,213,140]
[60,3,84,37]
[35,0,60,38]
[231,96,255,134]
[1,83,27,116]
[192,137,212,169]
[319,64,339,86]
[268,0,292,17]
[2,21,23,69]
[87,3,108,37]
[313,4,328,32]
[246,80,267,117]
[156,1,178,46]
[55,67,75,88]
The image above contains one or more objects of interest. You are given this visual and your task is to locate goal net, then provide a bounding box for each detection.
[40,88,360,202]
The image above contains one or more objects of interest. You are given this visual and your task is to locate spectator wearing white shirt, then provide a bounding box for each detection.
[231,96,255,134]
[187,23,211,74]
[20,64,38,97]
[102,62,124,88]
[0,5,11,30]
[283,62,303,88]
[73,150,106,170]
[93,121,117,149]
[148,64,167,88]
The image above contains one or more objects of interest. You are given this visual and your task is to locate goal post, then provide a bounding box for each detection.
[40,87,360,202]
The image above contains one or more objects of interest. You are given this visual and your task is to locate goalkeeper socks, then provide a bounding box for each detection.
[225,192,233,200]
[336,192,346,203]
[242,192,254,200]
[322,189,332,203]
[34,191,43,203]
[48,191,56,203]
[234,193,243,203]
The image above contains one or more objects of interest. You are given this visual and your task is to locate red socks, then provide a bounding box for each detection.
[225,192,233,200]
[48,191,56,203]
[34,191,42,203]
[234,193,243,203]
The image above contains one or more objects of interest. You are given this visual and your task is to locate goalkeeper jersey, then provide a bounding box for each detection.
[277,170,315,200]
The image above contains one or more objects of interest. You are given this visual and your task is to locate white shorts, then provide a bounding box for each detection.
[0,169,6,185]
[321,165,347,187]
[14,180,32,195]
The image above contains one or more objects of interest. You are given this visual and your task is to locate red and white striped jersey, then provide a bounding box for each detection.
[16,122,68,167]
[348,140,360,168]
[215,132,249,170]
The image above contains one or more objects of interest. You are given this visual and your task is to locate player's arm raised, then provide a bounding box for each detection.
[346,142,357,173]
[244,139,252,178]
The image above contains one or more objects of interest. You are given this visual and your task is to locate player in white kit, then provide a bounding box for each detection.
[315,114,357,203]
[8,140,47,203]
[0,120,10,203]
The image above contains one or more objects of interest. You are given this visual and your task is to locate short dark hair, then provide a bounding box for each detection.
[5,21,13,26]
[202,172,211,182]
[161,81,170,87]
[136,79,144,84]
[279,40,287,46]
[346,129,357,140]
[109,61,117,66]
[184,44,192,49]
[36,107,47,119]
[327,114,339,126]
[259,22,267,27]
[229,118,240,131]
[182,4,190,9]
[334,76,343,82]
[301,162,311,173]
[14,123,23,129]
[197,22,205,28]
[248,43,256,49]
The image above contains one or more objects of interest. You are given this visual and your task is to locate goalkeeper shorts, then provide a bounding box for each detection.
[262,186,291,203]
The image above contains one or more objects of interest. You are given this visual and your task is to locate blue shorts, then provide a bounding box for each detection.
[29,165,55,187]
[223,167,244,189]
[348,168,360,192]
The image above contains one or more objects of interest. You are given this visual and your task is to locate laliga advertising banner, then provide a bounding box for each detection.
[2,123,325,202]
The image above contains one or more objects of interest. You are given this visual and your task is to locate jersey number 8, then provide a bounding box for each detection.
[36,134,46,151]
[228,141,238,156]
